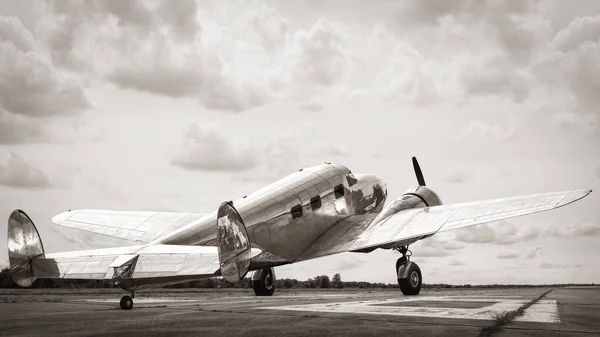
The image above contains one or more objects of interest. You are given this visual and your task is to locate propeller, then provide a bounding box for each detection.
[412,156,426,186]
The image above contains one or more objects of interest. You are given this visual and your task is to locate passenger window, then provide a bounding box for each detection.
[291,204,303,219]
[334,184,345,199]
[310,196,321,210]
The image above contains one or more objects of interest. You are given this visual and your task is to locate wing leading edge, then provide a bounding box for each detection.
[297,189,592,260]
[51,209,209,243]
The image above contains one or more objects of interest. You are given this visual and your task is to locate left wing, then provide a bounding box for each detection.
[8,207,258,289]
[51,209,209,243]
[297,189,592,260]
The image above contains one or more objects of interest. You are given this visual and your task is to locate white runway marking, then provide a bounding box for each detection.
[260,296,561,323]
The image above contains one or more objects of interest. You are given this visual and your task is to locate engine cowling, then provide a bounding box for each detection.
[372,186,442,224]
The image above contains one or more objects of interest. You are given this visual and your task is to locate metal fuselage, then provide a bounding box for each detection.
[156,163,387,270]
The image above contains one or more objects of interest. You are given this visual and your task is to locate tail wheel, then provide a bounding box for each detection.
[397,261,422,296]
[120,296,133,310]
[252,268,275,296]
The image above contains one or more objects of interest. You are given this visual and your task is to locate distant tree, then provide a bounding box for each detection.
[317,275,331,288]
[332,273,343,288]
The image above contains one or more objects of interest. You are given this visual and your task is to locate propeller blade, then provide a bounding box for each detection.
[412,156,426,186]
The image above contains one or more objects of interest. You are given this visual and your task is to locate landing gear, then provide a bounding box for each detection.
[252,267,276,296]
[119,291,135,310]
[395,245,422,296]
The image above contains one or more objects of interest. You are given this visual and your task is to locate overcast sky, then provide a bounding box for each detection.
[0,0,599,285]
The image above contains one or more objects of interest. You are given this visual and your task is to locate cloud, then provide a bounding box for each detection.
[596,165,600,179]
[545,222,600,238]
[454,221,540,245]
[452,121,518,141]
[454,225,496,243]
[335,256,366,271]
[552,15,600,53]
[0,153,52,188]
[449,259,465,266]
[497,251,520,259]
[524,246,542,259]
[441,170,473,184]
[171,124,261,172]
[0,110,50,144]
[0,15,90,118]
[540,262,582,270]
[412,235,462,258]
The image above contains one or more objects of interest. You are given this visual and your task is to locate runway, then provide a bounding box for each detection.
[0,287,598,336]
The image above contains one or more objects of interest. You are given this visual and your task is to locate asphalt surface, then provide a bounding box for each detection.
[0,287,598,336]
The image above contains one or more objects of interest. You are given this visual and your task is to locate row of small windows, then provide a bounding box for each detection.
[291,184,345,219]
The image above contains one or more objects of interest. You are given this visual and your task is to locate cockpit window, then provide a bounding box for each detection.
[346,172,357,187]
[334,184,345,199]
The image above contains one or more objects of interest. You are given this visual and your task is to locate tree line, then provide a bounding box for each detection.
[0,267,594,289]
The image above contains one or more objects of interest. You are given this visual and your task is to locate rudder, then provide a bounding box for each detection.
[7,209,45,287]
[217,201,253,283]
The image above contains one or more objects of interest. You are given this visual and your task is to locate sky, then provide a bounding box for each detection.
[0,0,599,285]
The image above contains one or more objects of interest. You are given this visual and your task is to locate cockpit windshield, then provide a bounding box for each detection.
[346,172,358,187]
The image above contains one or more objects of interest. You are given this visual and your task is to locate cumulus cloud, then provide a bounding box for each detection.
[452,121,518,141]
[0,153,52,188]
[0,110,50,144]
[524,246,542,259]
[454,221,540,245]
[497,250,520,259]
[545,222,600,238]
[335,256,366,271]
[171,124,261,172]
[0,15,90,118]
[412,234,463,258]
[540,262,582,269]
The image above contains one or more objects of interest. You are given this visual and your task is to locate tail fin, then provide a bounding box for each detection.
[217,201,258,283]
[7,210,45,287]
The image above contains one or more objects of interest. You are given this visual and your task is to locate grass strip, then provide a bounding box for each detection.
[478,288,553,337]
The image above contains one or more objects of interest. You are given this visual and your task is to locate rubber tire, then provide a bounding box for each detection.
[120,295,133,310]
[252,269,275,296]
[398,262,422,296]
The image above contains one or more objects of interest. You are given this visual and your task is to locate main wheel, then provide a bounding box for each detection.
[398,262,422,296]
[120,295,133,310]
[252,268,275,296]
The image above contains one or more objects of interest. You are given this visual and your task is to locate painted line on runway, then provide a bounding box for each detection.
[259,296,560,323]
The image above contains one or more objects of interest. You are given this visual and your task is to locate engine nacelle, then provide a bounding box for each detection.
[372,186,442,224]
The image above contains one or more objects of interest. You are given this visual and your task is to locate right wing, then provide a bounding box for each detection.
[51,209,209,243]
[296,189,592,260]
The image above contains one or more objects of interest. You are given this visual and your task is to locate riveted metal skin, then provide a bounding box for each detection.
[157,163,388,268]
[7,210,45,287]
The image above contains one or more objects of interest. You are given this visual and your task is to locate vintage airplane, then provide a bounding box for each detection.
[7,157,591,310]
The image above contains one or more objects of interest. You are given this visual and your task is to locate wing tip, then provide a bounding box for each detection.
[556,189,592,208]
[51,210,78,225]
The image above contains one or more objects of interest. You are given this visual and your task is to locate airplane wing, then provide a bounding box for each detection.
[8,207,259,289]
[51,209,209,243]
[296,189,592,260]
